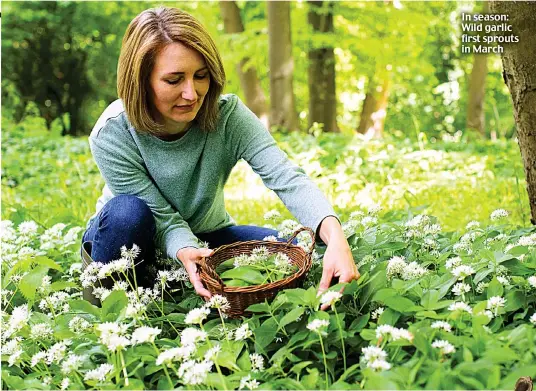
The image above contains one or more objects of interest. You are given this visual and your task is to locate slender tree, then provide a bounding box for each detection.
[490,1,536,224]
[307,1,338,132]
[219,1,269,128]
[466,1,489,137]
[357,70,391,138]
[267,1,299,131]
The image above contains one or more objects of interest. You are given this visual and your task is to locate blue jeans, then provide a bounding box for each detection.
[82,195,286,267]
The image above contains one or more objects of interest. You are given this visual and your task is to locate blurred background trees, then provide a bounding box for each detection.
[2,0,516,139]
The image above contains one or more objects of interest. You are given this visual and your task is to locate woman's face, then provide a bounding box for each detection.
[149,42,210,134]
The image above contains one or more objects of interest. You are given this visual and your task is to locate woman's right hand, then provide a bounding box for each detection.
[177,247,214,300]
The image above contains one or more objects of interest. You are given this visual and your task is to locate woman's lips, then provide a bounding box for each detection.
[175,102,196,111]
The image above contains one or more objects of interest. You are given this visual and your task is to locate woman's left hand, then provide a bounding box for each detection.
[317,216,360,310]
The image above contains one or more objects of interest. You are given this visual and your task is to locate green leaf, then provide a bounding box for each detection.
[216,344,242,371]
[19,265,49,301]
[68,299,100,319]
[236,349,251,371]
[254,317,278,349]
[384,296,422,313]
[378,308,400,326]
[505,290,526,312]
[502,259,533,275]
[420,289,440,310]
[483,346,519,364]
[349,314,370,332]
[290,361,313,376]
[246,302,271,313]
[157,375,175,390]
[282,288,308,306]
[360,329,377,341]
[506,245,528,256]
[372,288,397,302]
[50,281,78,291]
[364,370,399,390]
[123,379,146,390]
[279,306,305,330]
[220,267,265,285]
[224,279,249,287]
[33,256,63,271]
[101,290,128,321]
[302,368,321,389]
[474,268,493,284]
[487,278,503,298]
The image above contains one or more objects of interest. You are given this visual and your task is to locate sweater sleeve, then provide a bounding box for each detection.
[223,95,338,237]
[89,120,200,259]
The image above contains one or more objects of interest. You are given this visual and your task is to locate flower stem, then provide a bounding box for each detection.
[318,332,329,390]
[334,307,347,372]
[119,350,129,386]
[151,342,173,387]
[200,324,228,391]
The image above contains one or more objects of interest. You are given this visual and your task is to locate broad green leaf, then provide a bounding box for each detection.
[505,290,526,312]
[360,329,376,341]
[101,290,128,321]
[19,265,49,301]
[384,296,422,313]
[246,302,271,313]
[502,259,533,275]
[302,368,321,389]
[220,267,265,285]
[254,317,278,349]
[420,289,440,309]
[282,288,308,306]
[483,346,519,364]
[378,308,400,325]
[372,288,397,302]
[290,361,313,375]
[34,256,63,271]
[486,278,503,298]
[224,279,249,287]
[50,281,78,291]
[349,314,370,332]
[279,306,305,330]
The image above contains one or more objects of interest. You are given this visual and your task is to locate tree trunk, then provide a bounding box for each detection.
[357,76,391,138]
[219,1,269,128]
[490,1,536,224]
[307,1,338,133]
[466,1,488,137]
[267,1,299,131]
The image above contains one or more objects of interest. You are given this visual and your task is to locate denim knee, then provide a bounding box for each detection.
[102,195,155,235]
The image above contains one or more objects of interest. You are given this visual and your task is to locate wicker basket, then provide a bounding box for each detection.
[195,227,315,318]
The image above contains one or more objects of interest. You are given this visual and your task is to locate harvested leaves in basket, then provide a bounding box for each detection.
[214,246,298,287]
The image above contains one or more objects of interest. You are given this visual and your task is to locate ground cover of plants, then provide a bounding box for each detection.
[2,120,536,390]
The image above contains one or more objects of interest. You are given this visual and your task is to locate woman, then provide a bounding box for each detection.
[83,7,358,306]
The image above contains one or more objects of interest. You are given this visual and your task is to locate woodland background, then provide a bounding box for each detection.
[1,1,515,140]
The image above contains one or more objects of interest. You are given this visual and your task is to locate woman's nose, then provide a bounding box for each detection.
[182,79,197,101]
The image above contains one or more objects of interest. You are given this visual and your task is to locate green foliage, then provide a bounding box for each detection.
[1,1,514,138]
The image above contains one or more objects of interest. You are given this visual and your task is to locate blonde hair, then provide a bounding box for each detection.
[117,7,225,134]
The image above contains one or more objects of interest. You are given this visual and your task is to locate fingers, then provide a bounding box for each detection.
[191,273,212,300]
[184,259,212,300]
[199,248,214,258]
[318,266,333,310]
[318,265,333,295]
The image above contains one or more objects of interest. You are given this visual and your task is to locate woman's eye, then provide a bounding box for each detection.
[195,74,208,79]
[166,79,180,85]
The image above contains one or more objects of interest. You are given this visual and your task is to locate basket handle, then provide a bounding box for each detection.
[194,258,225,291]
[286,227,316,257]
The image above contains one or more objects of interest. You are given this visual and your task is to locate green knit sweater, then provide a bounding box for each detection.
[89,94,337,259]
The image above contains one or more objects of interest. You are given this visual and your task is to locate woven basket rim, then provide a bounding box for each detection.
[197,227,314,294]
